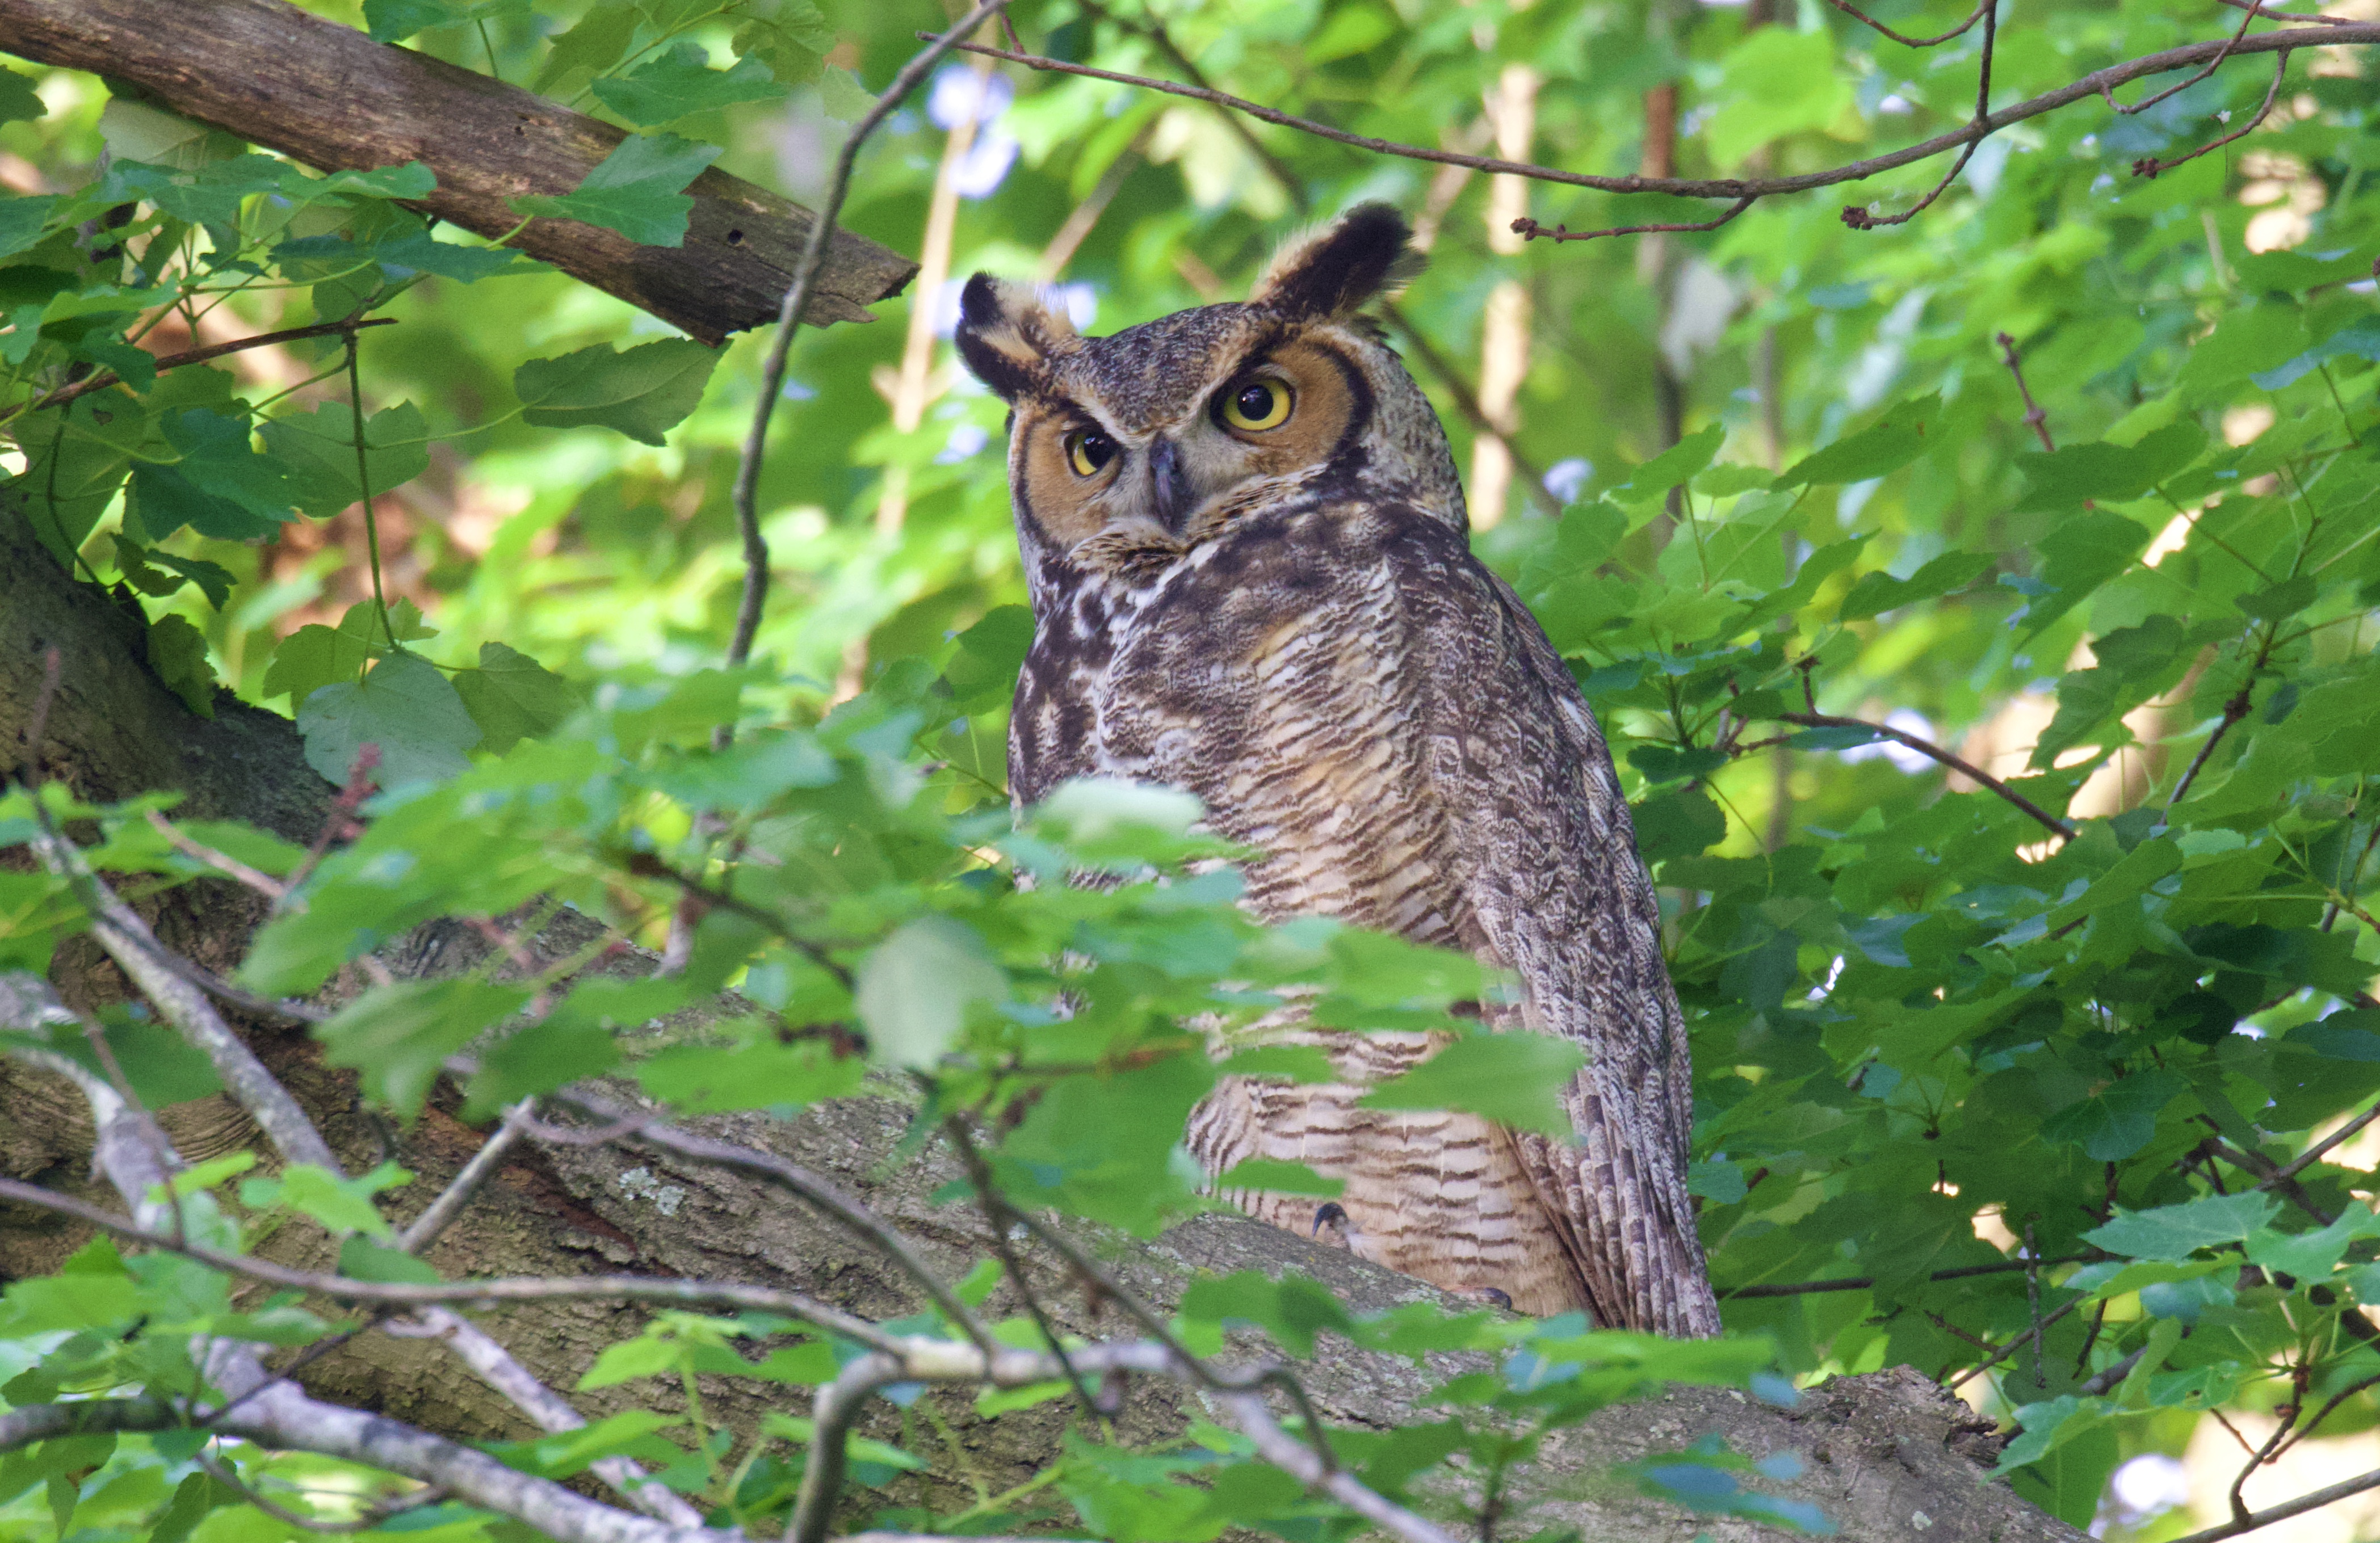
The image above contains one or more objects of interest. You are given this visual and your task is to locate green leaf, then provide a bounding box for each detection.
[1608,425,1724,505]
[316,978,531,1117]
[242,1161,410,1239]
[2038,1069,2186,1161]
[258,401,431,516]
[114,541,234,608]
[263,617,377,708]
[1774,395,1938,489]
[2083,1193,2277,1262]
[590,43,784,128]
[298,650,484,788]
[363,0,532,43]
[0,192,59,260]
[2246,1203,2380,1280]
[634,1035,864,1113]
[511,132,722,247]
[1631,784,1725,864]
[855,916,1005,1069]
[1213,1158,1344,1197]
[452,641,580,754]
[513,338,720,444]
[2017,510,2151,640]
[2017,422,2206,505]
[126,409,297,541]
[534,7,637,93]
[0,69,46,124]
[1359,1031,1588,1136]
[145,614,218,720]
[1835,550,1995,621]
[1705,27,1850,168]
[338,1235,444,1284]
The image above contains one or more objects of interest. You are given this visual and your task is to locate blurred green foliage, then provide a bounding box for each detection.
[2,0,2378,1535]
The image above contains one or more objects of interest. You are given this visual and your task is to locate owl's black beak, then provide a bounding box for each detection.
[1146,438,1197,532]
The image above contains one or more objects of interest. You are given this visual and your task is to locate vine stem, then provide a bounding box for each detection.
[727,0,1012,671]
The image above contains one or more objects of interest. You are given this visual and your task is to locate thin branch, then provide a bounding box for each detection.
[396,1098,538,1254]
[1996,331,2057,452]
[729,0,1011,669]
[1949,1295,2083,1389]
[2170,1465,2380,1543]
[944,25,2380,212]
[538,1084,1001,1358]
[1511,197,1755,243]
[2277,1097,2380,1180]
[1842,0,1997,229]
[392,1309,704,1530]
[1778,712,2079,840]
[1718,1252,2094,1298]
[24,822,344,1167]
[1073,0,1308,205]
[2110,0,2266,115]
[144,810,291,903]
[196,1449,446,1534]
[2134,49,2293,179]
[786,1352,909,1543]
[10,317,397,418]
[1823,0,1989,48]
[0,1175,912,1355]
[2215,0,2356,22]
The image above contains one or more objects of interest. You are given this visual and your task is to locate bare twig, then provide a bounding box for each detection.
[1995,331,2058,452]
[729,0,1011,669]
[2215,0,2354,22]
[142,810,291,903]
[10,317,397,419]
[1842,0,1998,229]
[1778,712,2079,840]
[2110,0,2266,115]
[2170,1467,2380,1543]
[24,821,344,1165]
[0,1174,910,1353]
[1511,197,1756,244]
[1719,1252,2094,1298]
[786,1352,910,1543]
[1949,1295,2083,1389]
[392,1309,704,1529]
[2277,1098,2380,1180]
[2134,49,2293,179]
[1823,0,1989,48]
[539,1084,1000,1357]
[396,1098,538,1254]
[195,1449,446,1534]
[945,25,2380,220]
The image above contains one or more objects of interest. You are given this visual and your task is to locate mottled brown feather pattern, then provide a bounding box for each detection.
[957,206,1722,1337]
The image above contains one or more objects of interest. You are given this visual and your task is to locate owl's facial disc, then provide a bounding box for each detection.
[1015,338,1362,557]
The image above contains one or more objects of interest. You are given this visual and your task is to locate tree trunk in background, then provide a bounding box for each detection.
[1470,65,1537,531]
[0,511,2086,1542]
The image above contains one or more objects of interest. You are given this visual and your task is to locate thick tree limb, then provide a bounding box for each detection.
[0,0,918,345]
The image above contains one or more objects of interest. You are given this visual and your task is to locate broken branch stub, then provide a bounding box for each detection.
[0,0,918,344]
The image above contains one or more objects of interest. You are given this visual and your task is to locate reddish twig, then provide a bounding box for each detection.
[1824,0,1989,47]
[144,810,288,903]
[1513,197,1756,243]
[1995,331,2058,452]
[11,317,397,419]
[2135,49,2293,178]
[1843,0,1998,228]
[2110,0,2266,115]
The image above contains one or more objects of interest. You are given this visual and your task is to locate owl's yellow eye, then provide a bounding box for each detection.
[1219,377,1293,432]
[1065,427,1117,477]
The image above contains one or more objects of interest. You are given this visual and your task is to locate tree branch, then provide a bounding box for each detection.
[396,1098,539,1255]
[2170,1465,2380,1543]
[1778,712,2078,840]
[9,318,397,421]
[22,827,343,1164]
[728,0,1010,669]
[945,24,2379,221]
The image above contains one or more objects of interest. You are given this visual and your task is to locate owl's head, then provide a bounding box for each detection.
[954,204,1464,580]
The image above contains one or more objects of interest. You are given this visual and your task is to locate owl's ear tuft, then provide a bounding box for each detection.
[1250,203,1423,320]
[954,274,1080,402]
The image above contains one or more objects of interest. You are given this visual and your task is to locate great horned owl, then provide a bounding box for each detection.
[954,204,1721,1338]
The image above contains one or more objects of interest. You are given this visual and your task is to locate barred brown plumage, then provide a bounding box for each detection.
[955,203,1722,1336]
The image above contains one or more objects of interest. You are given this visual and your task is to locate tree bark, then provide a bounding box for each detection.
[0,0,918,344]
[0,509,2085,1542]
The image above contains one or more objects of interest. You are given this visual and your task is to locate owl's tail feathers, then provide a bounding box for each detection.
[1519,1094,1723,1339]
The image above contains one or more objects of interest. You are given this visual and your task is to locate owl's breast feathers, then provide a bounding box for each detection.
[1014,495,1722,1336]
